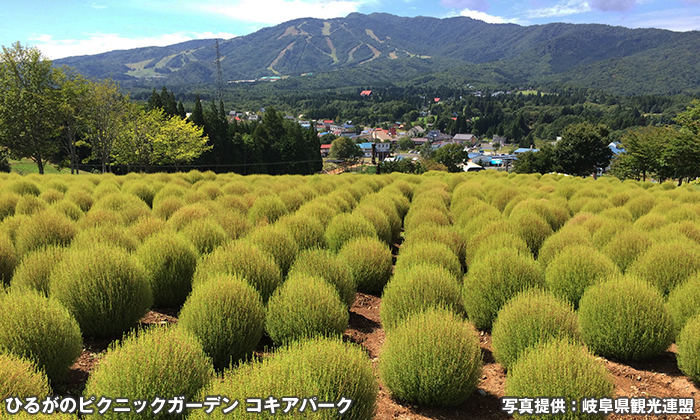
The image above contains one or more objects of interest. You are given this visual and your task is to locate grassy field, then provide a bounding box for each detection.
[10,159,70,175]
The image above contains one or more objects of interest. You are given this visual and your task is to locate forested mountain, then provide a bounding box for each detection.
[54,13,700,95]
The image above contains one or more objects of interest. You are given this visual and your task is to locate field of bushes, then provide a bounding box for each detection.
[1,169,700,419]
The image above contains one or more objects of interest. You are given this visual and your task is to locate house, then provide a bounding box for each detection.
[453,134,476,144]
[461,162,485,172]
[412,138,429,148]
[408,126,425,137]
[372,130,393,142]
[360,90,373,97]
[320,144,332,157]
[513,147,539,154]
[493,135,507,145]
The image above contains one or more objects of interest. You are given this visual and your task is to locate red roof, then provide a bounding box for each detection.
[323,120,334,124]
[434,98,440,102]
[320,144,332,149]
[361,90,372,96]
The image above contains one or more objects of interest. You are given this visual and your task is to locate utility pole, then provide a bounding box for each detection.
[214,40,223,104]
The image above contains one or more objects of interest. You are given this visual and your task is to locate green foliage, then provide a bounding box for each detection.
[243,224,299,276]
[50,244,153,338]
[338,236,393,295]
[0,232,16,287]
[178,274,265,371]
[276,213,326,250]
[578,275,673,361]
[329,137,363,160]
[181,218,230,254]
[14,210,76,256]
[247,194,288,226]
[396,240,462,280]
[433,143,468,173]
[601,227,652,273]
[352,205,392,246]
[0,352,50,406]
[324,212,376,253]
[505,339,615,420]
[71,224,139,252]
[676,314,700,384]
[381,263,464,332]
[0,289,82,384]
[190,336,378,420]
[537,226,592,267]
[83,326,215,420]
[380,308,483,407]
[192,240,282,303]
[287,248,356,308]
[491,289,579,371]
[136,231,198,308]
[666,274,700,340]
[10,245,65,296]
[544,245,620,309]
[265,274,349,346]
[402,224,465,267]
[627,240,700,296]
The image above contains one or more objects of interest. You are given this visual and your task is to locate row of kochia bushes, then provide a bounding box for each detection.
[2,169,700,418]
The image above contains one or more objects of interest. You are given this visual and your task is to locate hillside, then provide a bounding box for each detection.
[54,13,700,95]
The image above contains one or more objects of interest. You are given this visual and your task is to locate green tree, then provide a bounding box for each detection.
[188,94,205,127]
[83,78,129,173]
[611,126,670,181]
[658,132,700,186]
[433,143,467,173]
[513,144,559,174]
[56,69,92,174]
[556,122,613,177]
[329,137,363,160]
[0,42,63,174]
[155,113,212,170]
[397,137,414,151]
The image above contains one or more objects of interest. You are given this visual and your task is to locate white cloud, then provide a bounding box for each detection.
[29,32,237,60]
[198,0,365,24]
[526,0,591,18]
[460,8,520,24]
[87,3,108,9]
[617,8,700,31]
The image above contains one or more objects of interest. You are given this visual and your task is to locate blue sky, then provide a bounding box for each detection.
[2,0,700,59]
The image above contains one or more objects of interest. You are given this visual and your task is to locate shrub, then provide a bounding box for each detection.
[265,274,349,346]
[0,289,82,384]
[178,274,265,371]
[14,210,76,256]
[601,227,653,273]
[122,181,156,207]
[0,352,50,408]
[51,199,84,222]
[79,208,122,228]
[296,200,339,226]
[537,226,592,267]
[83,326,215,420]
[38,189,63,205]
[381,263,463,332]
[324,213,376,253]
[360,193,403,240]
[464,232,530,271]
[403,207,451,232]
[625,194,656,220]
[192,241,282,303]
[505,339,615,420]
[463,247,545,330]
[666,274,700,340]
[181,218,230,255]
[189,336,377,420]
[248,194,287,226]
[380,308,482,407]
[243,224,299,276]
[676,314,700,383]
[136,232,198,308]
[338,236,393,295]
[276,213,326,251]
[6,179,41,196]
[0,232,17,287]
[491,288,579,370]
[166,203,213,231]
[14,195,47,216]
[127,216,166,242]
[152,195,185,220]
[287,248,356,308]
[634,212,667,231]
[92,193,151,226]
[352,205,392,246]
[0,192,19,221]
[578,275,673,361]
[396,240,462,280]
[10,245,64,296]
[50,244,153,338]
[510,211,553,258]
[71,224,139,253]
[544,245,620,309]
[65,189,93,212]
[403,225,465,267]
[627,240,700,296]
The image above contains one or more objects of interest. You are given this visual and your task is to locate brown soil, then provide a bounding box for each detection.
[57,296,699,420]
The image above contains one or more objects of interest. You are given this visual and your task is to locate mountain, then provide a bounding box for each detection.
[54,13,700,95]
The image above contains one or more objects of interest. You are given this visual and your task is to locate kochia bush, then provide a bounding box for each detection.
[0,352,50,410]
[10,245,65,296]
[627,240,700,296]
[324,212,376,253]
[667,274,700,340]
[287,248,356,308]
[338,236,393,295]
[676,314,700,384]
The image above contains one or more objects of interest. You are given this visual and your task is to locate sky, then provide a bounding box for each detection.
[2,0,700,60]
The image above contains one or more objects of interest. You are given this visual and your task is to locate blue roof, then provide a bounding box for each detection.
[359,142,374,149]
[513,148,539,154]
[468,153,483,159]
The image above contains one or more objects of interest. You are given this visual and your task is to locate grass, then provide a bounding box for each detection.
[9,159,69,175]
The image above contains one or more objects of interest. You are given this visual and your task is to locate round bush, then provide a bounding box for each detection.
[190,336,377,420]
[463,247,545,330]
[465,232,530,271]
[192,241,282,304]
[6,179,41,197]
[276,213,326,251]
[676,314,700,383]
[14,209,76,256]
[0,192,20,221]
[248,194,287,226]
[403,225,465,267]
[381,263,464,332]
[627,240,700,296]
[83,326,215,420]
[136,231,198,308]
[265,274,349,346]
[545,245,620,309]
[404,207,451,232]
[491,288,579,370]
[578,275,673,361]
[0,352,50,407]
[65,189,94,213]
[92,193,151,226]
[127,216,166,242]
[15,195,47,216]
[537,226,592,267]
[667,274,700,339]
[243,224,299,276]
[10,245,65,296]
[505,339,615,420]
[166,203,214,231]
[353,205,392,246]
[511,211,553,258]
[0,232,17,287]
[0,289,82,384]
[178,274,265,371]
[338,236,393,295]
[324,212,376,253]
[380,308,483,407]
[601,227,653,273]
[71,224,140,253]
[51,199,85,222]
[181,218,230,254]
[396,240,462,280]
[152,195,185,220]
[287,248,356,308]
[50,244,153,338]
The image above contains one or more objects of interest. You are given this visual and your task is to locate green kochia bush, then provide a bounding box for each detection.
[0,352,50,408]
[667,274,700,339]
[181,218,229,254]
[265,274,349,346]
[325,213,376,253]
[676,314,700,383]
[380,308,483,407]
[192,240,282,304]
[50,244,153,338]
[395,241,462,280]
[544,245,620,309]
[190,336,378,420]
[338,236,393,295]
[10,245,65,296]
[287,248,356,308]
[627,240,700,296]
[0,290,82,384]
[14,209,76,256]
[578,276,673,361]
[136,232,198,308]
[243,224,299,276]
[0,232,17,287]
[491,289,579,371]
[505,339,615,420]
[178,274,265,371]
[463,247,545,330]
[276,213,326,251]
[83,326,215,420]
[381,263,464,332]
[601,227,653,273]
